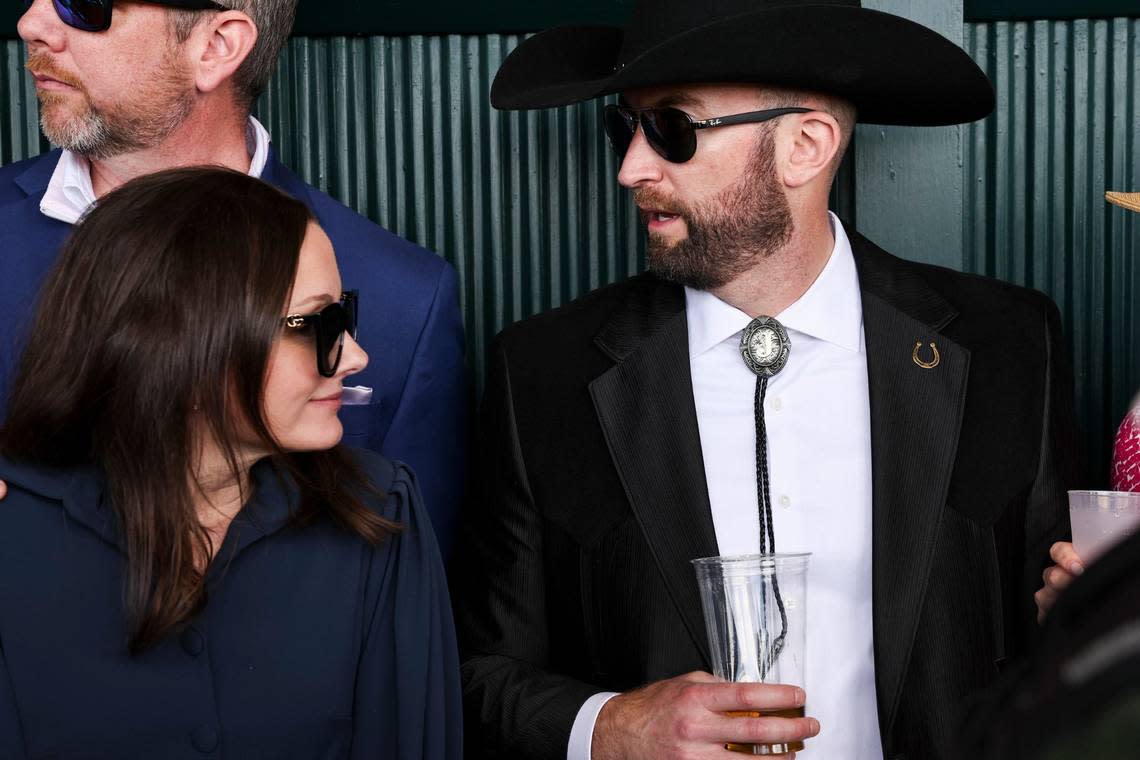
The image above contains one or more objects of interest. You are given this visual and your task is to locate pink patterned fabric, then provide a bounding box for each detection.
[1112,402,1140,492]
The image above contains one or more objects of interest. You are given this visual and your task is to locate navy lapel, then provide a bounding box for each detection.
[12,149,61,199]
[588,277,718,667]
[851,232,970,739]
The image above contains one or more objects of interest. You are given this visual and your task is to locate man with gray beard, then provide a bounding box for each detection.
[451,1,1081,759]
[0,0,469,557]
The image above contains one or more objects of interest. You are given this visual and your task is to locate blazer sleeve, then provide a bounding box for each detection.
[379,264,471,561]
[0,638,27,758]
[1019,299,1082,645]
[350,464,463,760]
[452,339,603,759]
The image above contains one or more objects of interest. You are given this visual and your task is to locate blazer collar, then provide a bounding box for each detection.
[13,150,62,199]
[849,230,970,739]
[590,275,719,668]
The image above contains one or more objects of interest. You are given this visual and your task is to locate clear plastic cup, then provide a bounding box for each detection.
[1068,490,1140,562]
[692,553,810,755]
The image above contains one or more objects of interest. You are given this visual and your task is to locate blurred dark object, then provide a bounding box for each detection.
[963,527,1140,758]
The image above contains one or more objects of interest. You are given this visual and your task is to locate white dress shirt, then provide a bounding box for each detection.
[568,214,884,759]
[39,116,272,224]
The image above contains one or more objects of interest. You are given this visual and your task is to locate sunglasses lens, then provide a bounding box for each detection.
[315,301,354,377]
[54,0,109,31]
[602,105,635,160]
[644,108,697,163]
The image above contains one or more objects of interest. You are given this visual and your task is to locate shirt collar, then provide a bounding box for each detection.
[39,115,272,225]
[686,212,863,358]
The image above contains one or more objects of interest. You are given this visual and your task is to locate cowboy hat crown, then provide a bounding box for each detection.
[491,0,995,127]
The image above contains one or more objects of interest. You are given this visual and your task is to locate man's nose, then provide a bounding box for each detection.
[19,0,68,53]
[617,125,666,188]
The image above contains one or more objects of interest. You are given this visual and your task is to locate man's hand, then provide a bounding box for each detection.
[1035,541,1085,623]
[0,480,6,499]
[592,671,819,760]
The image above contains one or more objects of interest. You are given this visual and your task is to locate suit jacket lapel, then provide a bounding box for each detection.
[589,278,718,667]
[853,233,971,738]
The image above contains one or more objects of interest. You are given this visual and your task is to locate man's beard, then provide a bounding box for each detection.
[27,49,195,161]
[637,130,794,290]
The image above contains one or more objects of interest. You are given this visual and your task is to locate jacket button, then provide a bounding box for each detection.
[180,628,204,657]
[191,724,218,752]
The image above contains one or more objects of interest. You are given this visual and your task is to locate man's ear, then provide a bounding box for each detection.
[188,10,258,95]
[781,111,842,190]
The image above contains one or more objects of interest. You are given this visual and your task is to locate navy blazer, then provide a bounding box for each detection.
[0,451,462,759]
[0,150,469,557]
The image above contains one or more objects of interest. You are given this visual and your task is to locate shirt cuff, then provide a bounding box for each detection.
[567,691,621,760]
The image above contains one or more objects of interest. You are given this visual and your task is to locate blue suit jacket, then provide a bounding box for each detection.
[0,150,469,557]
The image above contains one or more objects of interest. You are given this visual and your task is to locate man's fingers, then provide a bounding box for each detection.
[1049,541,1085,575]
[1042,565,1075,591]
[0,480,6,500]
[713,714,820,745]
[698,681,805,713]
[1035,586,1058,622]
[679,671,722,684]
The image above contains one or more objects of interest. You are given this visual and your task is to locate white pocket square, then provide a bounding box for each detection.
[341,385,373,406]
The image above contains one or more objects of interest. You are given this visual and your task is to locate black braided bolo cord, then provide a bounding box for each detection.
[754,375,788,678]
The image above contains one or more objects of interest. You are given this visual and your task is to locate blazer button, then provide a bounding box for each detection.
[191,723,218,753]
[180,627,205,657]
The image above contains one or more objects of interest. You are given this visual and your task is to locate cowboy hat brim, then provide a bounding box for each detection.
[1106,191,1140,214]
[491,6,994,126]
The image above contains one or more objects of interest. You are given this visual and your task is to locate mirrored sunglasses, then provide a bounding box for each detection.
[23,0,227,33]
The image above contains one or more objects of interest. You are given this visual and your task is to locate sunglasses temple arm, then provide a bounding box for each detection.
[692,107,813,129]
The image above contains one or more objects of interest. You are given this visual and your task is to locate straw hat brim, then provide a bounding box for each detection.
[1106,191,1140,214]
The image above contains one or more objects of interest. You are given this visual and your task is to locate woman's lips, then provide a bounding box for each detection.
[310,393,342,409]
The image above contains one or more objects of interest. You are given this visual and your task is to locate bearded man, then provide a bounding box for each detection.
[451,1,1081,758]
[0,0,467,556]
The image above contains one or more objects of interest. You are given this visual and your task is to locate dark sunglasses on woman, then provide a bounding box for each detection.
[23,0,227,33]
[284,291,359,378]
[602,104,812,164]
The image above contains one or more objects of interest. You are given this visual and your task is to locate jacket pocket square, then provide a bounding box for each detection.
[341,385,373,406]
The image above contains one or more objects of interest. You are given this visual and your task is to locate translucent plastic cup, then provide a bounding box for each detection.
[1069,490,1140,562]
[692,553,810,756]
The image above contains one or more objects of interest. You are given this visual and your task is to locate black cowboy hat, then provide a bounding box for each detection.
[491,0,994,126]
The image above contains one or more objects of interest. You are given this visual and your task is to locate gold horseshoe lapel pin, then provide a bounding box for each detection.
[912,341,941,370]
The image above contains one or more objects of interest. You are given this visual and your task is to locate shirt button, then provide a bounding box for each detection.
[771,397,783,411]
[191,724,219,753]
[180,627,204,657]
[779,495,791,509]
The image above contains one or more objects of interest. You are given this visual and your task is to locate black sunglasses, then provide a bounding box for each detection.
[23,0,227,33]
[602,104,812,164]
[284,291,359,378]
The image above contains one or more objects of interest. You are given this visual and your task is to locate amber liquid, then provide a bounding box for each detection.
[723,706,806,755]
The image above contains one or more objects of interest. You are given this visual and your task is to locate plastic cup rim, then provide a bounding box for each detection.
[691,551,812,567]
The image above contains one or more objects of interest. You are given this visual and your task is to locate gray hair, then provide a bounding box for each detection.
[170,0,297,109]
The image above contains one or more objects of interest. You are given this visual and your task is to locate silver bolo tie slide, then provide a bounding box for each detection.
[740,315,791,378]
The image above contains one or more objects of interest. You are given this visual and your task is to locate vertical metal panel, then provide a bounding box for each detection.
[257,35,643,391]
[964,18,1140,479]
[0,41,45,167]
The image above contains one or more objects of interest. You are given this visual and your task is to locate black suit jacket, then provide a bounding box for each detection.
[453,231,1080,759]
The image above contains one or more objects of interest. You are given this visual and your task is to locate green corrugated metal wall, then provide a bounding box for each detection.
[964,18,1139,479]
[2,20,1137,478]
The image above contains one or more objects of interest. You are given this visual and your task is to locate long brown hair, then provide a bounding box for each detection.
[1,167,397,653]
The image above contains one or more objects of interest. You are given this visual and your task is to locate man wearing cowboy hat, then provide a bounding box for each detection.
[453,1,1080,758]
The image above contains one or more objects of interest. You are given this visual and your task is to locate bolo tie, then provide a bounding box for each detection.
[739,315,791,679]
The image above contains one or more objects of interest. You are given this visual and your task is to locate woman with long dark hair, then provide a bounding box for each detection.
[0,167,461,758]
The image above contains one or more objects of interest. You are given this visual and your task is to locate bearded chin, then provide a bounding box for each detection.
[643,131,794,291]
